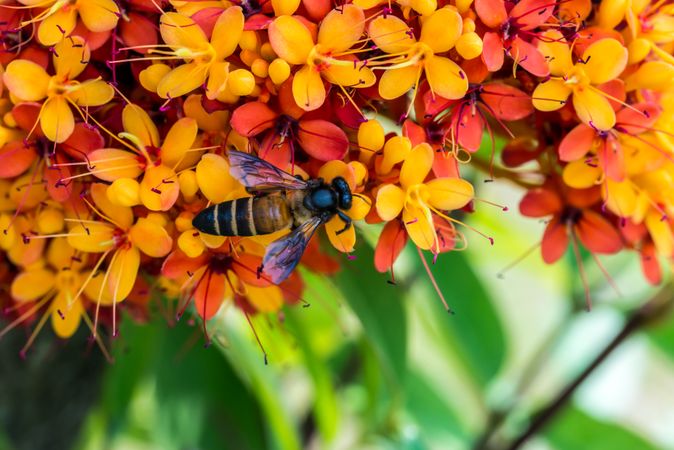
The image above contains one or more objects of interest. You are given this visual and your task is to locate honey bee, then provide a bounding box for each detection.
[192,150,353,284]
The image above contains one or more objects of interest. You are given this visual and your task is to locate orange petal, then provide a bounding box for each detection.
[41,96,75,143]
[78,0,120,32]
[474,0,507,28]
[400,143,433,188]
[69,80,114,107]
[317,4,365,52]
[156,62,209,99]
[122,104,159,148]
[160,12,208,49]
[53,36,90,80]
[376,184,405,220]
[426,178,474,210]
[532,79,571,112]
[106,246,141,302]
[581,38,627,85]
[211,6,244,60]
[11,268,55,302]
[297,119,349,161]
[572,87,616,130]
[292,65,326,111]
[325,215,356,252]
[374,219,408,272]
[195,154,239,203]
[541,218,568,263]
[268,15,314,65]
[129,217,173,258]
[139,165,180,211]
[379,65,418,100]
[38,8,76,46]
[403,203,436,251]
[194,271,228,320]
[558,124,595,161]
[51,294,83,338]
[90,182,134,229]
[3,60,49,101]
[161,118,198,168]
[425,56,468,100]
[420,6,462,53]
[368,15,415,54]
[575,210,622,254]
[87,148,143,182]
[67,222,116,253]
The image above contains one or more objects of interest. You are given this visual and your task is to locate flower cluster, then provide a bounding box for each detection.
[0,0,672,355]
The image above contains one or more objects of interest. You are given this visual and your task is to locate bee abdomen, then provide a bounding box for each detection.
[192,196,291,236]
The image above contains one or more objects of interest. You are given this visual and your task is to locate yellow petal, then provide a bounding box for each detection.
[400,143,433,188]
[11,268,55,302]
[123,104,159,148]
[67,222,115,253]
[160,12,208,49]
[196,153,239,203]
[268,15,314,65]
[426,178,474,210]
[603,179,637,217]
[156,62,209,99]
[3,60,49,101]
[318,5,365,52]
[326,215,356,253]
[562,159,602,188]
[581,39,627,85]
[90,183,134,229]
[532,79,571,112]
[41,96,75,143]
[272,0,301,15]
[369,15,415,54]
[212,6,244,59]
[139,164,180,211]
[292,65,326,111]
[106,246,140,302]
[205,61,230,100]
[597,0,628,29]
[87,148,143,182]
[246,285,283,313]
[139,64,172,93]
[572,87,616,131]
[183,94,230,132]
[51,294,83,338]
[53,35,90,80]
[38,8,77,46]
[624,61,674,91]
[412,0,438,15]
[378,65,418,100]
[425,55,468,100]
[46,237,79,270]
[129,217,173,257]
[537,30,573,76]
[378,136,412,175]
[420,6,462,53]
[376,184,405,220]
[348,194,371,220]
[70,79,114,106]
[161,118,198,168]
[322,62,376,88]
[78,0,120,32]
[646,211,674,257]
[403,204,435,250]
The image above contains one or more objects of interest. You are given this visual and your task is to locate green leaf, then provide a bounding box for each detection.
[420,251,506,386]
[545,407,659,450]
[335,242,408,394]
[646,306,674,362]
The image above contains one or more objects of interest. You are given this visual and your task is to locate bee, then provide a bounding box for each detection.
[192,150,353,284]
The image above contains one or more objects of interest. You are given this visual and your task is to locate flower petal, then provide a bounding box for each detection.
[78,0,120,32]
[420,6,462,53]
[400,143,433,188]
[519,188,562,217]
[88,148,143,182]
[582,38,627,85]
[139,164,180,211]
[297,119,349,161]
[106,246,141,303]
[53,35,90,80]
[51,294,83,338]
[374,220,408,273]
[268,15,314,65]
[426,178,474,210]
[558,124,595,161]
[481,83,533,120]
[541,218,568,263]
[90,182,134,229]
[425,56,468,100]
[481,32,504,72]
[376,184,405,220]
[41,96,75,143]
[122,104,160,148]
[70,79,114,106]
[160,12,208,49]
[231,101,278,137]
[11,268,55,302]
[196,154,239,203]
[194,271,228,320]
[156,62,209,99]
[378,65,418,100]
[318,4,365,52]
[575,210,622,254]
[403,204,435,251]
[510,37,549,77]
[38,8,76,46]
[537,30,573,76]
[474,0,507,28]
[211,7,244,59]
[532,79,571,112]
[129,217,173,258]
[368,15,415,54]
[67,222,115,253]
[292,65,326,111]
[161,118,198,168]
[562,159,602,189]
[572,87,616,130]
[3,60,50,101]
[325,215,356,253]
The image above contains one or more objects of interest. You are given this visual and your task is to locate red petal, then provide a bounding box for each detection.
[12,103,42,135]
[120,12,158,53]
[520,188,563,217]
[567,186,601,208]
[244,14,274,31]
[0,141,37,178]
[558,124,595,161]
[482,32,505,72]
[61,123,105,159]
[453,108,484,152]
[374,220,408,273]
[278,79,306,119]
[501,136,540,167]
[432,151,460,178]
[461,57,490,84]
[481,82,533,121]
[434,216,457,253]
[191,7,221,38]
[232,254,270,287]
[616,103,660,134]
[542,218,569,263]
[297,120,348,161]
[230,102,278,137]
[475,0,508,27]
[575,210,623,254]
[511,0,555,29]
[597,79,626,112]
[259,135,292,168]
[641,243,662,285]
[402,119,427,147]
[302,0,332,21]
[45,156,72,202]
[596,137,624,181]
[510,37,550,77]
[194,271,226,320]
[301,237,340,274]
[161,249,209,280]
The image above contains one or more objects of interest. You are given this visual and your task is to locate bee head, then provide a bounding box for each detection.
[331,177,352,210]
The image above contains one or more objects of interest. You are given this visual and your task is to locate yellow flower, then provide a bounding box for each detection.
[17,0,120,46]
[145,7,247,100]
[268,4,376,111]
[3,36,114,143]
[354,0,438,16]
[532,35,627,131]
[376,143,474,251]
[368,6,468,101]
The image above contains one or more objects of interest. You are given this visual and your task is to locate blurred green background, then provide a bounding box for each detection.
[2,178,674,450]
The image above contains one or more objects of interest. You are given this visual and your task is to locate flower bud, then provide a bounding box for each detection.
[178,170,198,201]
[269,59,290,85]
[228,69,256,96]
[456,32,483,60]
[627,38,651,65]
[251,58,269,78]
[178,229,205,258]
[139,64,171,93]
[175,211,195,233]
[239,31,259,52]
[37,208,64,234]
[358,120,385,165]
[260,42,277,61]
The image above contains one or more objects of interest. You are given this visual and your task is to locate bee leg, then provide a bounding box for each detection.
[335,211,352,235]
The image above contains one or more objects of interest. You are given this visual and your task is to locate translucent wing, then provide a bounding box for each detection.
[262,216,324,284]
[228,150,307,191]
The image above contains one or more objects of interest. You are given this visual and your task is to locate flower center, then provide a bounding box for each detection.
[564,65,590,86]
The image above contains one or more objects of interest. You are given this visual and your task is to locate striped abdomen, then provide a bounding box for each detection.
[192,195,292,236]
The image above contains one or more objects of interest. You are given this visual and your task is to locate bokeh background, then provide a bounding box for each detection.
[2,165,674,450]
